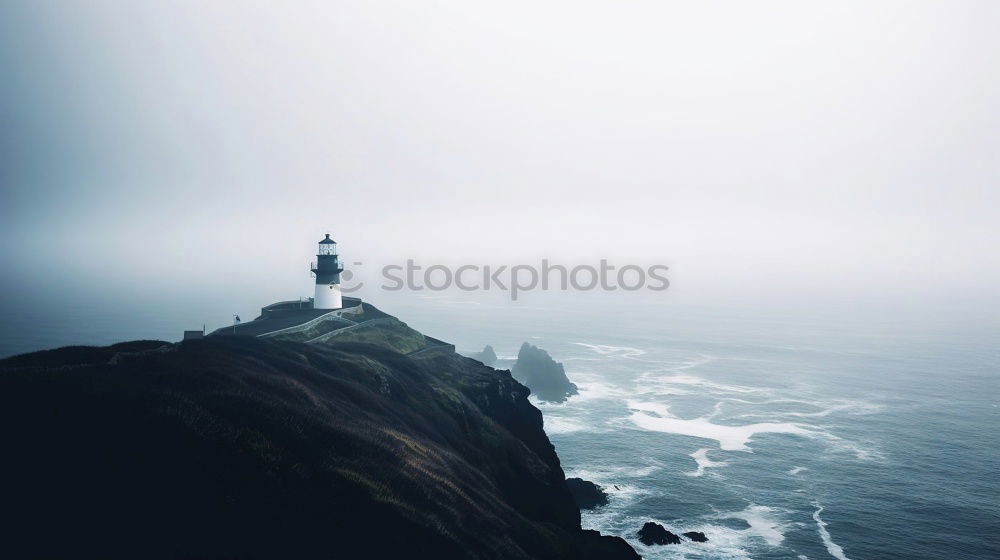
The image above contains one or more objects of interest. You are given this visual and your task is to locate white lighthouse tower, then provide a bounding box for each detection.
[312,234,344,309]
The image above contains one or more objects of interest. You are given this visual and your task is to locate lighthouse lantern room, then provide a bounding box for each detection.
[312,234,344,309]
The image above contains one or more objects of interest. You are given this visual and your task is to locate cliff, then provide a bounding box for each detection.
[0,308,636,559]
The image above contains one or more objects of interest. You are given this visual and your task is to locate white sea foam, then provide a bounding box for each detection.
[631,464,661,477]
[783,403,858,418]
[815,432,884,462]
[686,448,728,477]
[708,400,725,419]
[717,396,760,405]
[531,377,628,409]
[627,400,815,451]
[718,505,789,546]
[661,355,717,372]
[632,384,692,397]
[580,504,789,560]
[571,380,629,402]
[628,400,671,416]
[542,416,589,434]
[637,372,761,395]
[812,502,851,560]
[727,398,883,422]
[565,462,662,483]
[629,379,883,462]
[785,399,881,418]
[572,342,647,358]
[788,466,807,475]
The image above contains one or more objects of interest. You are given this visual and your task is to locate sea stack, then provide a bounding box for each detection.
[511,342,578,402]
[470,345,498,366]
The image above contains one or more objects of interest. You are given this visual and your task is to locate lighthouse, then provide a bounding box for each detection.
[312,234,344,309]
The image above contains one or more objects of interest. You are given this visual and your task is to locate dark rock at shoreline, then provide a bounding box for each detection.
[511,342,578,402]
[0,304,637,560]
[638,522,681,545]
[470,344,498,366]
[566,478,609,509]
[684,531,708,542]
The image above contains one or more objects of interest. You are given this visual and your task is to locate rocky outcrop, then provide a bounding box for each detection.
[565,478,609,509]
[684,531,708,542]
[638,522,681,545]
[0,305,637,560]
[470,344,498,366]
[511,342,578,402]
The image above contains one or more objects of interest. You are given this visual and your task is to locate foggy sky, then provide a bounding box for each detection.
[2,1,998,316]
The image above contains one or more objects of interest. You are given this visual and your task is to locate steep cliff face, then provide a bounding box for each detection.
[0,320,637,558]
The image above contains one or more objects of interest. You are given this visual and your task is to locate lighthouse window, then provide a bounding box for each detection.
[318,244,337,255]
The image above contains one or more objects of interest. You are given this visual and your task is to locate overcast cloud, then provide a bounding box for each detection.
[1,1,998,315]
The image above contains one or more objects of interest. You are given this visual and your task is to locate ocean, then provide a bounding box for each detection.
[392,295,999,560]
[2,292,997,559]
